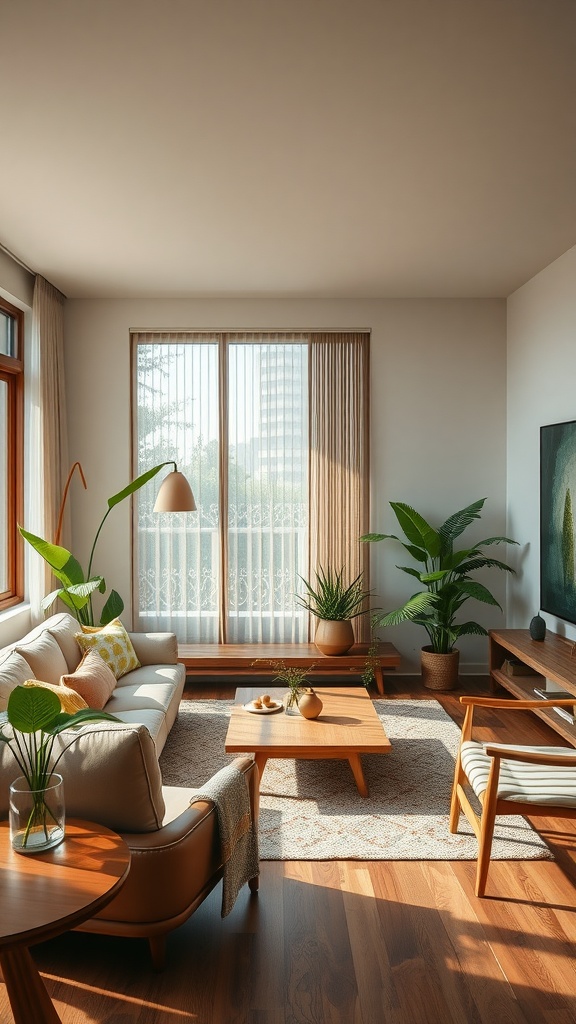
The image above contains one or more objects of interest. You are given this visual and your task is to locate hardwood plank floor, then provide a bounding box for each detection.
[1,676,575,1024]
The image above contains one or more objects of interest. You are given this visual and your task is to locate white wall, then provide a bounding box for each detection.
[64,297,507,671]
[0,249,34,309]
[507,245,576,641]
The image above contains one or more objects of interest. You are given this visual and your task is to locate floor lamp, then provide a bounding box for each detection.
[54,460,197,548]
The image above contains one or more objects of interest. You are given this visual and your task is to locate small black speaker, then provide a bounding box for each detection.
[529,613,546,641]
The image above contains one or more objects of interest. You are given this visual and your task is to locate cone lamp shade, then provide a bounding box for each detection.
[153,470,196,512]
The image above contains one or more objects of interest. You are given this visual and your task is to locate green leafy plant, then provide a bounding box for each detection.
[296,566,373,621]
[361,628,381,688]
[19,461,177,627]
[252,659,314,708]
[361,498,518,654]
[0,686,119,848]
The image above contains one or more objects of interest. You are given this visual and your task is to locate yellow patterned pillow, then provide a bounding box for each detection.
[23,678,89,714]
[74,618,141,680]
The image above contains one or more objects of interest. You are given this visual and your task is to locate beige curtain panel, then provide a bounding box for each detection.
[31,275,68,618]
[309,333,370,642]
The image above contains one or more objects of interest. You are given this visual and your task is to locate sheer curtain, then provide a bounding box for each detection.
[226,335,308,642]
[133,333,220,641]
[28,276,67,622]
[309,333,370,642]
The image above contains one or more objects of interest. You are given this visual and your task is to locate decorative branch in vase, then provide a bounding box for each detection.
[251,659,316,710]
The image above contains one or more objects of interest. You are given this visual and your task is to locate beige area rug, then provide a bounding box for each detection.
[159,698,553,862]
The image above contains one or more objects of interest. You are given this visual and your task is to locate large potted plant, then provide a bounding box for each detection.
[361,498,518,690]
[296,566,373,655]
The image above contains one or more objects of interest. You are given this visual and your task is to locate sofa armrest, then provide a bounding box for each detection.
[127,632,178,666]
[89,757,258,931]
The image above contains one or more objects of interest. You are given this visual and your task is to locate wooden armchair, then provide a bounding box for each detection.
[449,695,576,896]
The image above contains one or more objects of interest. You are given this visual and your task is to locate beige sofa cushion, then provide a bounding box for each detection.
[47,612,85,672]
[0,651,34,710]
[0,721,166,832]
[15,630,68,685]
[128,631,178,666]
[104,708,170,756]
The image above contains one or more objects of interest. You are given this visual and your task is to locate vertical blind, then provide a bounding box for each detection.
[132,331,369,643]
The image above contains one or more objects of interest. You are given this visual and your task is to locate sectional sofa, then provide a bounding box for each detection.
[0,612,259,968]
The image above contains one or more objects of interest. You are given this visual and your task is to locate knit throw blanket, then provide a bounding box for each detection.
[192,761,259,917]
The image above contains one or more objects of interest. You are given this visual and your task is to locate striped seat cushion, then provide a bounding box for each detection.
[460,741,576,806]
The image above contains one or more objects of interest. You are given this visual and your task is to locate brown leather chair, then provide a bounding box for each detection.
[76,754,259,969]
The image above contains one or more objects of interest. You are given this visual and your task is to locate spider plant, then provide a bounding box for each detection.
[296,566,373,621]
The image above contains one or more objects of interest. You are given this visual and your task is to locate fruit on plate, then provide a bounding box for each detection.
[252,698,263,709]
[261,694,273,706]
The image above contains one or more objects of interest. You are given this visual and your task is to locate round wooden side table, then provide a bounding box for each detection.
[0,818,130,1024]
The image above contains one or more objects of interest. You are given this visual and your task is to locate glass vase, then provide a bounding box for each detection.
[9,773,65,854]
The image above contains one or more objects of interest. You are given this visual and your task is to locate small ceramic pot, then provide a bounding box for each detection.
[529,614,546,641]
[314,619,354,655]
[297,688,323,719]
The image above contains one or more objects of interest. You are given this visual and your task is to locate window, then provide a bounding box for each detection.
[0,297,24,608]
[132,331,369,643]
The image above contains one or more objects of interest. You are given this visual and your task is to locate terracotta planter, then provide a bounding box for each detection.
[297,688,323,719]
[314,618,355,656]
[420,646,459,691]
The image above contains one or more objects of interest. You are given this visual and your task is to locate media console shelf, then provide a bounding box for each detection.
[489,628,576,746]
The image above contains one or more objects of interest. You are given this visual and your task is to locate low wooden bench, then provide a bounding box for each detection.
[177,641,401,696]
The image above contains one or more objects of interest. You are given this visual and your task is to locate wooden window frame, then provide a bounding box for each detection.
[0,296,24,610]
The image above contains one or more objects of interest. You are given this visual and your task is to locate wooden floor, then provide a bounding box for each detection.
[2,675,575,1024]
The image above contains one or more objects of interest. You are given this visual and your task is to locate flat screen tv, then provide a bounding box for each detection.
[540,419,576,626]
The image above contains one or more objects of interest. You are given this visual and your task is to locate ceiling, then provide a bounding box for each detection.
[1,0,575,300]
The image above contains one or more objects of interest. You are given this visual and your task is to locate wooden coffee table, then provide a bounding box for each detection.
[224,686,391,797]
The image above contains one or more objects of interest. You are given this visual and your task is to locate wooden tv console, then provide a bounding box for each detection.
[177,641,401,696]
[489,628,576,746]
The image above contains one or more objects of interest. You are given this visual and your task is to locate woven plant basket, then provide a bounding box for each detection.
[420,646,459,691]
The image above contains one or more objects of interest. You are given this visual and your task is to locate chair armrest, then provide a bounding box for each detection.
[483,743,576,766]
[127,632,178,666]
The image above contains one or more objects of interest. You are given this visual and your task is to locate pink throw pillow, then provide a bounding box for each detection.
[60,650,117,710]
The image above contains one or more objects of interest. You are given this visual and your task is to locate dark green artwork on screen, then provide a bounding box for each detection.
[541,420,576,626]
